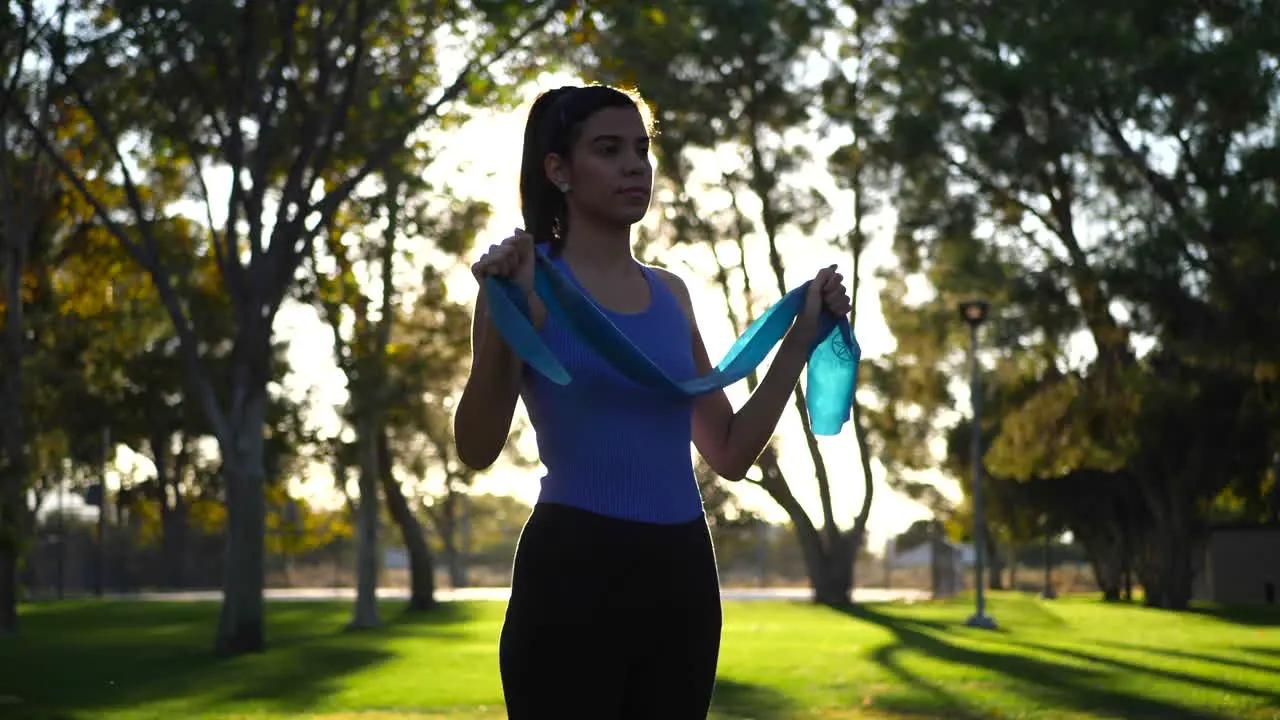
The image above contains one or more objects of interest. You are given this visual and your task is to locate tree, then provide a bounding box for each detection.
[99,221,293,590]
[435,491,532,571]
[314,169,409,630]
[865,0,1280,608]
[0,0,78,632]
[5,0,572,653]
[313,155,491,621]
[382,261,506,594]
[823,0,896,591]
[572,0,881,605]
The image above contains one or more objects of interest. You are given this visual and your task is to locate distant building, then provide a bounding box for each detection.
[885,537,976,569]
[383,547,410,571]
[885,536,973,599]
[1192,523,1280,605]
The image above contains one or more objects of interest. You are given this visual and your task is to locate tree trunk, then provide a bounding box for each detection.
[456,491,472,589]
[754,449,843,605]
[160,500,189,590]
[378,431,436,613]
[448,551,467,589]
[0,470,23,634]
[349,414,381,629]
[848,400,875,591]
[986,532,1005,590]
[1146,516,1195,610]
[1008,543,1019,590]
[794,526,828,602]
[1119,524,1134,601]
[213,391,269,656]
[430,491,466,589]
[0,546,16,634]
[1162,514,1195,611]
[1135,474,1197,610]
[1079,530,1124,601]
[1041,531,1056,599]
[1100,578,1122,602]
[152,435,189,590]
[444,524,466,590]
[1136,544,1161,607]
[0,206,27,634]
[755,520,769,587]
[780,477,855,607]
[847,515,869,591]
[811,532,856,606]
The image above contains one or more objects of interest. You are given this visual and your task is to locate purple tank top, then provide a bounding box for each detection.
[519,255,704,524]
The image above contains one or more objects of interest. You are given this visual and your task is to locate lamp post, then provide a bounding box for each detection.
[959,299,997,630]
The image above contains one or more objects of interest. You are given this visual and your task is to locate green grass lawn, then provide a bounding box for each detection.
[2,593,1278,720]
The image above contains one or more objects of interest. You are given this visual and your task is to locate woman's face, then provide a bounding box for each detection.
[551,105,654,229]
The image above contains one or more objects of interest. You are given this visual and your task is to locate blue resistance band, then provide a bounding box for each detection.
[484,247,861,436]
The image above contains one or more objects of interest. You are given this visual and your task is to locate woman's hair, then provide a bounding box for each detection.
[519,84,654,255]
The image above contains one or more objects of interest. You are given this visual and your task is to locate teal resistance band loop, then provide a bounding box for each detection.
[483,247,861,435]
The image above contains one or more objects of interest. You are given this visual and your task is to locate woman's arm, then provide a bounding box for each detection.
[653,268,814,482]
[691,324,809,481]
[453,287,546,471]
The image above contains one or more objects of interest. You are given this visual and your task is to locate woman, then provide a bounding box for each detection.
[453,84,851,720]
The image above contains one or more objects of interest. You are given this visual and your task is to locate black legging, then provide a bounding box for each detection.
[499,502,722,719]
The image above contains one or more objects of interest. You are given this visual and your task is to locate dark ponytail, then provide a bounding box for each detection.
[519,87,574,255]
[518,84,655,256]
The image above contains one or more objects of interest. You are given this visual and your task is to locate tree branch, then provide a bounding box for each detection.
[16,77,230,444]
[305,0,569,232]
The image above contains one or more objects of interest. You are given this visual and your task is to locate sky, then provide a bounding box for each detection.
[60,68,959,552]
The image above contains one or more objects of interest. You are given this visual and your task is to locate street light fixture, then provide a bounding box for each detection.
[959,299,998,630]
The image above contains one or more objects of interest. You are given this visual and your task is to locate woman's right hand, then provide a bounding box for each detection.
[471,228,536,294]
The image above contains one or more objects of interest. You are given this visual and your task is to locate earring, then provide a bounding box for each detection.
[558,182,570,193]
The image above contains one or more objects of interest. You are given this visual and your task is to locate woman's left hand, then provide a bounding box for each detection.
[794,265,851,344]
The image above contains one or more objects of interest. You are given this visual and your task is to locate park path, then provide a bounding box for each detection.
[103,586,929,603]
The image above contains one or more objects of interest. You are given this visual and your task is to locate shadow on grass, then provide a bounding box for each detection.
[1014,639,1280,708]
[1190,604,1280,628]
[834,604,1237,720]
[1095,640,1280,676]
[710,678,799,720]
[368,599,477,640]
[0,600,476,720]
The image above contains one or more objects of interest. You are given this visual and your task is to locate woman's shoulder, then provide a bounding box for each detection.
[643,264,695,328]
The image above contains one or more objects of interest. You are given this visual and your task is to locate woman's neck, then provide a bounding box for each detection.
[560,217,635,274]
